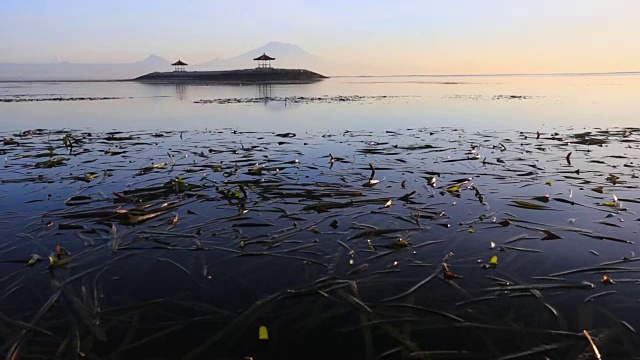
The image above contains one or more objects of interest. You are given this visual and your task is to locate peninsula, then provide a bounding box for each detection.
[135,68,327,84]
[134,52,327,84]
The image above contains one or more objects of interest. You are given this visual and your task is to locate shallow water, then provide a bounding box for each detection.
[1,75,640,359]
[1,74,639,132]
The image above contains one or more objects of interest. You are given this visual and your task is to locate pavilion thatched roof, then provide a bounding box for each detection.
[253,53,275,61]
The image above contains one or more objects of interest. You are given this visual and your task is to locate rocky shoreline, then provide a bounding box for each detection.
[134,67,328,84]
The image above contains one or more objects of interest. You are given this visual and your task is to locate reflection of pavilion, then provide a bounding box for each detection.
[257,84,273,104]
[175,84,187,100]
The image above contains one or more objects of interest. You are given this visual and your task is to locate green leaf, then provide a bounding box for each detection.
[511,200,550,210]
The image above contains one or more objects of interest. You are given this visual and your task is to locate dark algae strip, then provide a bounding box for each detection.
[1,127,639,359]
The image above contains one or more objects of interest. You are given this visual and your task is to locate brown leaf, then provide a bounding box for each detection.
[444,271,462,280]
[542,230,562,240]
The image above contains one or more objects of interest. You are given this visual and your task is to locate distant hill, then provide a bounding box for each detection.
[0,55,171,81]
[0,42,377,80]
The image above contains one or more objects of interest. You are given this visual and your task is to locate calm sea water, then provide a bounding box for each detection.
[2,75,640,359]
[1,74,639,133]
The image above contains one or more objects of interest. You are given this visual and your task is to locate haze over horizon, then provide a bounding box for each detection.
[1,0,639,75]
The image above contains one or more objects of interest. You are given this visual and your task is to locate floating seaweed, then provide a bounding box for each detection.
[1,126,639,359]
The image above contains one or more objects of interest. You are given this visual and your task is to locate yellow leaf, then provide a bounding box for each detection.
[446,184,462,193]
[489,255,498,267]
[259,325,269,340]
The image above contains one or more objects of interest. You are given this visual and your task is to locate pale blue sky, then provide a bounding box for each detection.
[1,0,638,73]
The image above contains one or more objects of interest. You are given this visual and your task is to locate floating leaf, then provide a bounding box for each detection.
[592,186,604,194]
[34,157,68,168]
[64,194,93,206]
[545,180,553,186]
[363,179,380,187]
[398,191,416,202]
[389,239,410,249]
[489,255,498,267]
[511,200,550,210]
[259,325,269,340]
[542,230,562,240]
[248,165,263,175]
[444,271,462,280]
[446,184,462,193]
[55,245,70,257]
[27,254,42,266]
[48,254,73,269]
[532,195,550,203]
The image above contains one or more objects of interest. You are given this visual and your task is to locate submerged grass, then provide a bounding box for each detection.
[1,127,640,359]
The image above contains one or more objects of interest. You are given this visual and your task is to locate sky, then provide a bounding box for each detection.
[0,0,638,74]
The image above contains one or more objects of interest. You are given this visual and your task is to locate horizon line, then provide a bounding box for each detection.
[334,70,640,78]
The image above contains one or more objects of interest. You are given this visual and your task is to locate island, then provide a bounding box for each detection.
[134,68,328,84]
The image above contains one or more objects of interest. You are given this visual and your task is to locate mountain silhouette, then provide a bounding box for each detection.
[192,42,332,72]
[0,55,171,80]
[0,42,373,80]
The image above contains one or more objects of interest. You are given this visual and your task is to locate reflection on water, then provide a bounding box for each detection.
[0,74,639,133]
[174,84,187,100]
[256,83,272,102]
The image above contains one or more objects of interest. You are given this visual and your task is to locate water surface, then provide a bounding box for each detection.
[1,75,639,359]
